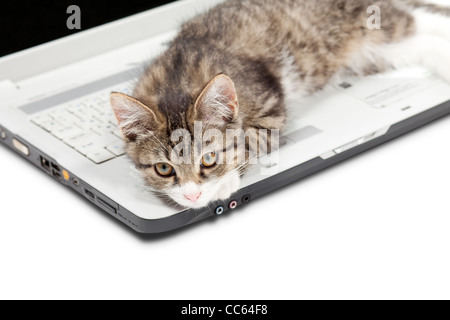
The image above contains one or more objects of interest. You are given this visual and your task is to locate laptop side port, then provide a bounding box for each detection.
[242,194,251,204]
[40,156,51,171]
[51,162,60,172]
[52,169,62,180]
[229,200,238,210]
[97,197,117,214]
[12,138,29,156]
[84,188,95,200]
[1,127,6,140]
[215,206,225,215]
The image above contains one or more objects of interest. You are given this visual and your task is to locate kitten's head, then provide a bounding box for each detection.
[111,74,245,209]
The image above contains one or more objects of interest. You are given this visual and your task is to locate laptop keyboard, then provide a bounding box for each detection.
[30,81,133,164]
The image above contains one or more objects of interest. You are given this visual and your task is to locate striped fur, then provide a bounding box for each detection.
[111,0,450,208]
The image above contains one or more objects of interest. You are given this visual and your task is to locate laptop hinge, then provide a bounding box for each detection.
[0,79,19,93]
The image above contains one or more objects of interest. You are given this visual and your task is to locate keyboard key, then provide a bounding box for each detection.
[40,120,63,132]
[64,132,99,147]
[88,103,105,115]
[75,117,101,130]
[66,103,85,114]
[71,107,97,119]
[52,126,85,141]
[73,134,117,155]
[92,114,110,124]
[96,100,109,107]
[108,117,119,127]
[58,112,81,123]
[48,108,70,120]
[90,123,115,135]
[87,149,116,164]
[94,133,119,146]
[29,80,134,164]
[74,142,100,155]
[112,128,123,139]
[106,141,126,156]
[31,114,53,126]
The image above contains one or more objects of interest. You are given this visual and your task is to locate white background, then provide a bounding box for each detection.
[0,113,449,300]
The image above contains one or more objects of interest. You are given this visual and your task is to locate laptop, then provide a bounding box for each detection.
[1,0,450,234]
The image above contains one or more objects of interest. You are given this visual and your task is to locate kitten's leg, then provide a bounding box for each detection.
[378,34,450,83]
[413,9,450,41]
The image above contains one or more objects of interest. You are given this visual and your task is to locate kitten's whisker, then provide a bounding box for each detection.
[147,134,169,152]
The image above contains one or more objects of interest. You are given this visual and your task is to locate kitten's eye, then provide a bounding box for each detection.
[155,163,175,177]
[202,152,217,168]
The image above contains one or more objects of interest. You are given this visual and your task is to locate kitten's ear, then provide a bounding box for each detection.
[194,74,239,126]
[110,92,160,141]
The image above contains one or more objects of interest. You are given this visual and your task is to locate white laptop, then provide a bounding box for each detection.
[1,0,450,233]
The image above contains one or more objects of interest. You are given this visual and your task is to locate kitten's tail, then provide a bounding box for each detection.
[399,0,450,15]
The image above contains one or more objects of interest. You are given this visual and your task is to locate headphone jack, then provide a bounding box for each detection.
[229,200,238,210]
[215,206,225,215]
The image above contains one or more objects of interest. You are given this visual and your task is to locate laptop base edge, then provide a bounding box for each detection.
[1,99,449,234]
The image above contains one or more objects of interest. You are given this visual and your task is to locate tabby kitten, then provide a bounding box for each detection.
[111,0,450,209]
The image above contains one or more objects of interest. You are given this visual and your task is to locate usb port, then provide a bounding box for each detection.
[84,189,95,200]
[52,170,62,180]
[51,162,60,172]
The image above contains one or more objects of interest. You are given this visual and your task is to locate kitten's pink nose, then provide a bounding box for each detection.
[184,192,202,203]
